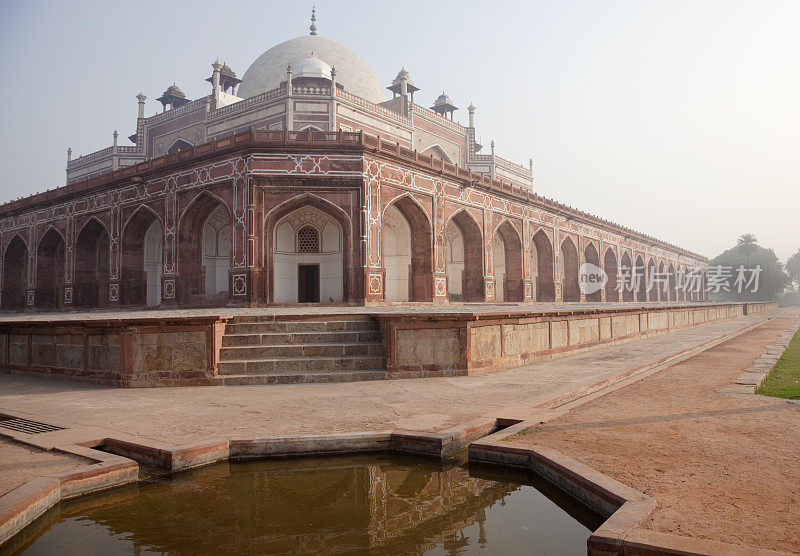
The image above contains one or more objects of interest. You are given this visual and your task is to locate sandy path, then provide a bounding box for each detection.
[512,316,800,553]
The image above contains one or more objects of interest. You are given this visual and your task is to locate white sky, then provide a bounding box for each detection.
[0,0,797,260]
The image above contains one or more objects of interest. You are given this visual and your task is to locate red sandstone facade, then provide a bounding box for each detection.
[0,130,707,311]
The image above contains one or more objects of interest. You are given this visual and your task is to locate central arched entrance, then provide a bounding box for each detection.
[2,236,28,310]
[383,197,432,302]
[445,211,483,302]
[273,205,344,303]
[35,228,65,310]
[74,219,110,308]
[560,237,580,302]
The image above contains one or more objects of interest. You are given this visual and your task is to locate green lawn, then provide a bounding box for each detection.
[757,327,800,399]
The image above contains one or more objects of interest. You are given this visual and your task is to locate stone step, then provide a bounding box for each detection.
[219,342,384,360]
[222,330,381,347]
[213,370,387,386]
[225,320,378,335]
[217,355,386,375]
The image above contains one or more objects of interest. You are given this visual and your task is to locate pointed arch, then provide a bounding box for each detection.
[74,217,110,307]
[668,263,676,301]
[531,228,555,302]
[265,193,354,303]
[621,251,634,302]
[584,242,601,302]
[635,255,647,302]
[2,234,28,310]
[657,261,666,302]
[35,227,65,309]
[493,219,523,302]
[383,195,433,302]
[177,191,232,305]
[604,247,618,303]
[121,205,162,306]
[677,265,686,302]
[560,236,580,302]
[420,144,454,165]
[647,257,658,301]
[445,210,484,302]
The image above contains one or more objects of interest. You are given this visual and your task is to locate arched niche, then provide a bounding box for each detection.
[445,211,483,302]
[273,205,343,303]
[2,235,28,311]
[560,237,580,302]
[383,197,432,302]
[121,207,162,306]
[35,228,65,309]
[74,219,110,308]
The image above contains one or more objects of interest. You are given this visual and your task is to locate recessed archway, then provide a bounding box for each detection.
[635,255,647,302]
[445,211,483,302]
[178,193,231,306]
[604,248,618,303]
[35,228,65,310]
[668,263,676,301]
[121,207,162,306]
[584,242,601,302]
[2,235,28,310]
[621,252,634,302]
[74,219,110,308]
[560,237,580,302]
[493,221,523,302]
[531,230,555,302]
[273,206,343,303]
[383,197,433,302]
[647,258,658,301]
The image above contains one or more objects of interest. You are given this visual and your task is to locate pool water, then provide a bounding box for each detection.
[10,453,604,555]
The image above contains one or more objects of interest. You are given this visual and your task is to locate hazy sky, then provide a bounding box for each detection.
[0,0,797,260]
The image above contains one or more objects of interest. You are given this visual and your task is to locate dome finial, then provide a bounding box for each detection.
[309,5,317,35]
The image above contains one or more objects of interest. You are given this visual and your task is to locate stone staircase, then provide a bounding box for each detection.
[214,315,386,385]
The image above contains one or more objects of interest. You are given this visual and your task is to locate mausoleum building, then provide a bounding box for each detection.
[0,12,707,311]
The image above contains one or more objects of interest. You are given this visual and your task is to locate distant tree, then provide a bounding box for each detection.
[709,237,788,301]
[737,233,758,268]
[787,248,800,288]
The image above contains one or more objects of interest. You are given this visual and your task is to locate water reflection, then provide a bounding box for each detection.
[12,454,602,555]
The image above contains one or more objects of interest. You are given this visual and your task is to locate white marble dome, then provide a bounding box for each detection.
[238,35,386,104]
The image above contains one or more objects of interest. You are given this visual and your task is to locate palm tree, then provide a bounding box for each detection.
[737,233,758,268]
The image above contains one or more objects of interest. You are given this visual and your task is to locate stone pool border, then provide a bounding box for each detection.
[0,413,503,546]
[469,423,791,556]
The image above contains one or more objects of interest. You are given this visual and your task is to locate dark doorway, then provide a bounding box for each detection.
[298,264,320,303]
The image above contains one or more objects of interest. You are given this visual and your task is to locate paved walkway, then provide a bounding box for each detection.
[0,312,775,462]
[0,301,709,322]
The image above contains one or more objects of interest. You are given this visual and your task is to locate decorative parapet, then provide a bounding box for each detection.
[410,103,466,133]
[207,85,287,121]
[336,89,410,126]
[144,97,207,125]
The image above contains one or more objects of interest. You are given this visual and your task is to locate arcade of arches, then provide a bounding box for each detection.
[0,192,708,310]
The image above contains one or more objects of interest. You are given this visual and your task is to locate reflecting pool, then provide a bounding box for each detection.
[10,453,604,555]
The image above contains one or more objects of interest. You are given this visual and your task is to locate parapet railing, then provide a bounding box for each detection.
[0,129,704,260]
